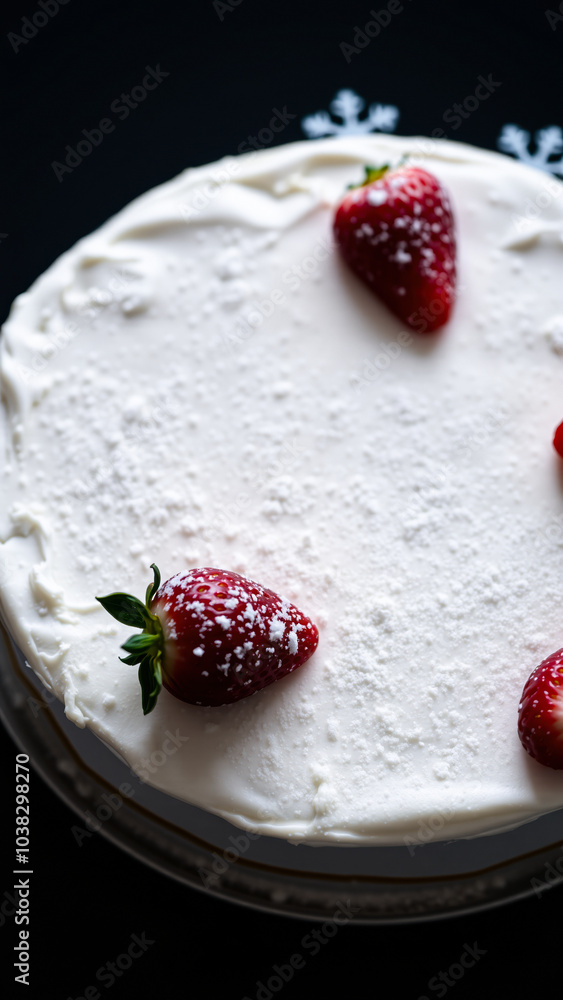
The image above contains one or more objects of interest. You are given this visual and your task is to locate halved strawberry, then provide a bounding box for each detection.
[97,565,318,714]
[518,648,563,769]
[333,163,457,333]
[554,421,563,458]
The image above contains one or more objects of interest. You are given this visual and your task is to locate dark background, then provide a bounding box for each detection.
[1,0,562,996]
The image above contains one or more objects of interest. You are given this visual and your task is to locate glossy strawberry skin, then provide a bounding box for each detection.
[334,165,457,333]
[518,648,563,769]
[151,568,318,707]
[554,421,563,458]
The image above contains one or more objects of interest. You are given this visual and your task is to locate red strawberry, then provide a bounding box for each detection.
[334,163,457,333]
[97,565,318,713]
[554,421,563,458]
[518,648,563,769]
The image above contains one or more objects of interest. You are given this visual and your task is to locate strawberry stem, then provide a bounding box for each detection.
[347,158,411,190]
[96,563,165,715]
[347,164,389,190]
[362,164,390,184]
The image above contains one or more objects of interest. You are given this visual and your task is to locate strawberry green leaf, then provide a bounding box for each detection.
[138,653,162,715]
[121,633,159,655]
[347,164,390,190]
[145,563,161,607]
[97,565,166,715]
[119,652,145,666]
[96,593,149,629]
[363,164,390,184]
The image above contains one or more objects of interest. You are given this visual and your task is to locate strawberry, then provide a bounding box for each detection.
[97,565,318,714]
[333,163,457,333]
[518,648,563,769]
[554,421,563,458]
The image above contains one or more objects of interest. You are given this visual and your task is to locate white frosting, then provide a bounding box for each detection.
[2,134,563,844]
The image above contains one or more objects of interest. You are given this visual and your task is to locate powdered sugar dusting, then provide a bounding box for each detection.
[367,187,387,206]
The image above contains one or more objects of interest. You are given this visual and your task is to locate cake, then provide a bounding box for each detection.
[1,134,563,846]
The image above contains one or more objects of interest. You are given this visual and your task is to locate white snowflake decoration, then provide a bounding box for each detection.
[497,124,563,175]
[302,89,399,139]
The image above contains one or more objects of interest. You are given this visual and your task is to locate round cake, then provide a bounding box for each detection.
[1,134,563,845]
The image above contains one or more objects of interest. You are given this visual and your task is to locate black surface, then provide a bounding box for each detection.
[1,0,563,995]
